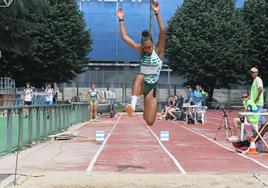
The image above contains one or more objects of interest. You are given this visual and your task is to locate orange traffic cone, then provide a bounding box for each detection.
[246,137,258,155]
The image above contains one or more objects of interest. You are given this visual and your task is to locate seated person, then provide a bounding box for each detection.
[166,95,181,120]
[229,91,259,141]
[159,96,177,120]
[159,101,168,119]
[193,84,208,109]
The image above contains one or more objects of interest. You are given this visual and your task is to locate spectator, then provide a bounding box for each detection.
[250,67,266,126]
[200,85,208,106]
[185,86,194,103]
[228,91,259,141]
[22,82,33,118]
[44,82,54,119]
[159,95,182,120]
[250,67,266,151]
[159,96,175,120]
[166,96,178,120]
[192,84,208,124]
[44,83,54,106]
[193,84,203,108]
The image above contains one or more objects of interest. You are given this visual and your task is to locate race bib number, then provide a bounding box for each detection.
[140,65,158,75]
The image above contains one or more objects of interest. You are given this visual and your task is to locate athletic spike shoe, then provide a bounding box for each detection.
[125,104,134,117]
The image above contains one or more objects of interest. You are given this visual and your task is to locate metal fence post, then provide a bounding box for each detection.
[36,107,40,142]
[70,104,74,125]
[49,106,53,134]
[6,109,13,152]
[43,107,47,139]
[18,108,24,147]
[67,105,70,127]
[28,107,33,145]
[79,104,82,122]
[63,106,66,129]
[84,104,89,121]
[58,106,62,131]
[54,106,58,132]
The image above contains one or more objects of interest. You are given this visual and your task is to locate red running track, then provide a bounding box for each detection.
[88,111,268,174]
[2,112,267,175]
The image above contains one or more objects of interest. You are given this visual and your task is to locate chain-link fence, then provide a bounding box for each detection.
[61,81,254,109]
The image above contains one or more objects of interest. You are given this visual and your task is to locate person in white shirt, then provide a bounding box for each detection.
[22,82,33,118]
[23,82,33,106]
[44,83,54,119]
[44,83,54,106]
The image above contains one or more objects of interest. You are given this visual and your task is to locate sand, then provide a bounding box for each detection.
[9,172,268,188]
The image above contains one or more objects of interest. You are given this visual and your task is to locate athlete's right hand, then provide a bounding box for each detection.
[116,8,124,19]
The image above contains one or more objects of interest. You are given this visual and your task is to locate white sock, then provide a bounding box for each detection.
[131,96,138,111]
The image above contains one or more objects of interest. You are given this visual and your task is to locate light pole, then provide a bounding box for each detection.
[167,64,171,96]
[149,0,153,34]
[115,0,119,63]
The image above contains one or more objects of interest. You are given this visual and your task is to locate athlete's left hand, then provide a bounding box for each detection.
[151,1,160,14]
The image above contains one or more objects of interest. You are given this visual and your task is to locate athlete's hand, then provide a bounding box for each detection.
[117,8,124,19]
[151,1,160,14]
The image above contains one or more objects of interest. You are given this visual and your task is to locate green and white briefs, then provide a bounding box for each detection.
[89,89,98,104]
[140,48,162,95]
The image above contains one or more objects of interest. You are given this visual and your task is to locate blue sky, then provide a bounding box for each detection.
[236,0,244,8]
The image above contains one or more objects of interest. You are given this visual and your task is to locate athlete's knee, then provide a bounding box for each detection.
[145,117,155,126]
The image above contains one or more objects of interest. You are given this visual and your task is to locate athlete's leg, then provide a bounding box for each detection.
[144,89,157,126]
[126,74,144,116]
[132,74,144,96]
[93,103,97,120]
[90,101,94,120]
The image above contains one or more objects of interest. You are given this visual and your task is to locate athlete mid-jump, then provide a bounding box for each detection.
[117,1,165,126]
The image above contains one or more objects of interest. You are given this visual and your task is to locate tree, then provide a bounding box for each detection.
[166,0,250,103]
[0,0,92,87]
[0,0,48,78]
[244,0,268,85]
[27,0,92,86]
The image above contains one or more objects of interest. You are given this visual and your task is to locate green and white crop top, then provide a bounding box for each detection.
[140,48,162,84]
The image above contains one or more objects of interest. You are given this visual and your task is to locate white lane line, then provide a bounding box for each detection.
[178,123,268,170]
[141,116,186,175]
[87,114,122,173]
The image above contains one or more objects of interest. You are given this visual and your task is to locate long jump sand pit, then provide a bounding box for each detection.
[14,172,267,188]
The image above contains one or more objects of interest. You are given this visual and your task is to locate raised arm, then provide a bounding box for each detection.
[117,8,142,53]
[152,1,165,59]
